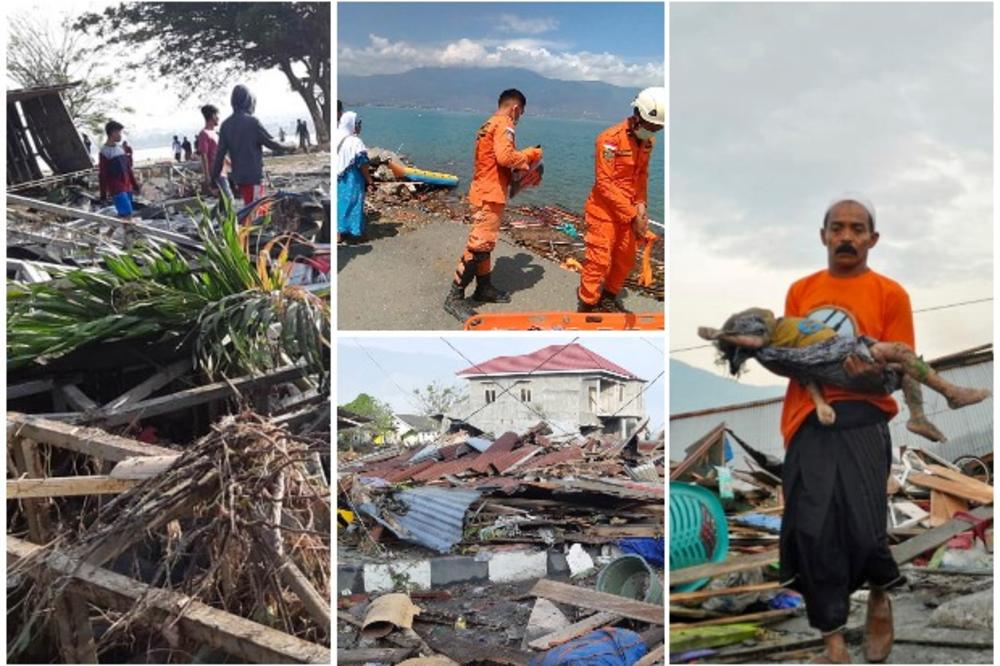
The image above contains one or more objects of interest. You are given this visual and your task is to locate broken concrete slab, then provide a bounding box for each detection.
[521,598,571,648]
[930,588,993,631]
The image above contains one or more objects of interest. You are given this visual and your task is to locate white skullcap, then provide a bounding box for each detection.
[825,193,876,225]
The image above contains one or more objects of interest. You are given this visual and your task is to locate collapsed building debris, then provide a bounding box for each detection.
[338,422,667,663]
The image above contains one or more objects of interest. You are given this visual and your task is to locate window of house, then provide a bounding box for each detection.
[520,387,532,402]
[485,388,496,404]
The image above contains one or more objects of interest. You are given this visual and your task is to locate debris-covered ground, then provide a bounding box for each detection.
[7,152,333,664]
[669,425,993,664]
[337,423,668,664]
[337,147,663,330]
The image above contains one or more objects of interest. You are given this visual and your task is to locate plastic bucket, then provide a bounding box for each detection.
[669,481,729,592]
[595,554,664,605]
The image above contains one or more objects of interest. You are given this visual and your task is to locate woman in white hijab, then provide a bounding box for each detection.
[336,111,373,241]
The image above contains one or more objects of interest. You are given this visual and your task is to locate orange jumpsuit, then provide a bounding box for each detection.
[578,119,653,305]
[453,112,532,284]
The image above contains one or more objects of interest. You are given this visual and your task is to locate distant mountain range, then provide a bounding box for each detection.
[670,359,785,415]
[338,67,641,121]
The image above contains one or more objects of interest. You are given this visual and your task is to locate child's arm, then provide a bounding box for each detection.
[210,132,228,184]
[98,153,108,201]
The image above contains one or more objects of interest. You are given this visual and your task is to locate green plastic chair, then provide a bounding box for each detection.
[669,481,729,592]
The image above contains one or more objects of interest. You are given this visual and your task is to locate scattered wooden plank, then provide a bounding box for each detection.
[926,465,995,497]
[109,455,179,480]
[60,385,99,412]
[7,194,205,250]
[9,537,330,664]
[336,648,415,664]
[8,412,177,461]
[670,549,779,586]
[527,611,621,650]
[670,608,798,629]
[101,359,192,411]
[529,579,663,625]
[635,644,665,666]
[891,506,992,564]
[929,489,969,527]
[908,473,993,505]
[8,476,139,498]
[8,378,56,400]
[670,623,759,652]
[94,365,310,426]
[669,581,781,604]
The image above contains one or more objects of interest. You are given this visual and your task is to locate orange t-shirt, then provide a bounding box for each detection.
[779,268,914,446]
[468,112,530,207]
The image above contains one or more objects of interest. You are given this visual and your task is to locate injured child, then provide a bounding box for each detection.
[698,307,991,442]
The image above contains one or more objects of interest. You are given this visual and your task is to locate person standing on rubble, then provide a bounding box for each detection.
[297,118,311,153]
[211,84,289,207]
[196,104,234,202]
[172,135,182,162]
[81,132,93,161]
[443,88,543,321]
[577,87,665,313]
[182,136,193,161]
[336,111,373,242]
[779,195,909,664]
[98,120,141,218]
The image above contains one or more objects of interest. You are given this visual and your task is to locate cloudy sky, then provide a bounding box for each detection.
[337,336,666,433]
[7,2,317,144]
[670,2,993,388]
[336,2,664,87]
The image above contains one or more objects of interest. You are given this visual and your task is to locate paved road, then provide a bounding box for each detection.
[337,220,661,331]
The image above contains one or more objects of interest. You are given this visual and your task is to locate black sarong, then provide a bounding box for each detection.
[779,401,904,633]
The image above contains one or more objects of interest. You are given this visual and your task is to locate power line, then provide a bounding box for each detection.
[350,339,428,414]
[669,296,993,354]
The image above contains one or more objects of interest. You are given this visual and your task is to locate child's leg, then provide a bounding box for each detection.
[870,342,991,409]
[805,380,836,425]
[900,375,947,443]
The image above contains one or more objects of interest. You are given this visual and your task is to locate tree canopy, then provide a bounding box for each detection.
[340,394,394,433]
[75,2,331,141]
[412,381,468,418]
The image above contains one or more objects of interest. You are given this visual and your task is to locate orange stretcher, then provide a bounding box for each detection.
[464,311,664,331]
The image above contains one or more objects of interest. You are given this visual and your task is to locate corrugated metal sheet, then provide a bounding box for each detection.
[385,487,482,553]
[519,446,584,470]
[670,358,994,467]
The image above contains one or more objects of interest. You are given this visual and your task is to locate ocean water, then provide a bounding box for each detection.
[349,105,665,224]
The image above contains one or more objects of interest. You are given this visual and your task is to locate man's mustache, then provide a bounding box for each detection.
[835,243,858,255]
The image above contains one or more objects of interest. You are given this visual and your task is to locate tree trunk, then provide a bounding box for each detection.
[279,58,329,145]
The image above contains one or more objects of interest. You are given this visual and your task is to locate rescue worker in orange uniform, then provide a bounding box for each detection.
[577,87,665,312]
[444,88,543,321]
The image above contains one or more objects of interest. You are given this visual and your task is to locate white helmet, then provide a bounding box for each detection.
[632,87,666,127]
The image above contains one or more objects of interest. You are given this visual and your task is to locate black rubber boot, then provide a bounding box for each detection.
[471,273,511,303]
[578,297,613,313]
[600,290,631,313]
[444,283,478,321]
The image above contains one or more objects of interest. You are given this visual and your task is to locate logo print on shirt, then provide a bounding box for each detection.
[805,306,857,339]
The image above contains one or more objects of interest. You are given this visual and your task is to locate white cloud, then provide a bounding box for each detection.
[670,3,992,380]
[339,34,663,88]
[496,14,559,35]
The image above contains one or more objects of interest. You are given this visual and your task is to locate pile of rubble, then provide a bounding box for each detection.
[337,422,667,663]
[668,424,994,663]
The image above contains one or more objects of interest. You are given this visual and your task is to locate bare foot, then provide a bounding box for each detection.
[817,403,837,425]
[946,386,991,409]
[907,416,947,443]
[698,326,720,340]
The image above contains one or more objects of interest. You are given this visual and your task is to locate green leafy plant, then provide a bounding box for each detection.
[7,203,329,384]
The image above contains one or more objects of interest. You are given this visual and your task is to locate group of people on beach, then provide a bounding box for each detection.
[98,84,303,218]
[334,86,667,319]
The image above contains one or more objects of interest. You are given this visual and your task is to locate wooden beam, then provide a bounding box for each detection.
[670,549,778,586]
[635,644,665,666]
[8,378,56,400]
[102,360,192,411]
[670,608,798,629]
[529,579,663,625]
[891,506,992,564]
[669,581,781,604]
[8,476,139,499]
[8,412,177,461]
[528,611,621,650]
[60,385,99,412]
[908,473,993,505]
[336,648,415,664]
[9,537,330,664]
[93,365,311,427]
[7,194,205,250]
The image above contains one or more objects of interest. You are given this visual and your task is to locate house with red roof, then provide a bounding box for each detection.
[453,343,646,438]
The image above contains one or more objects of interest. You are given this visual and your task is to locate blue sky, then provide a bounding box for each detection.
[337,2,664,87]
[337,336,666,433]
